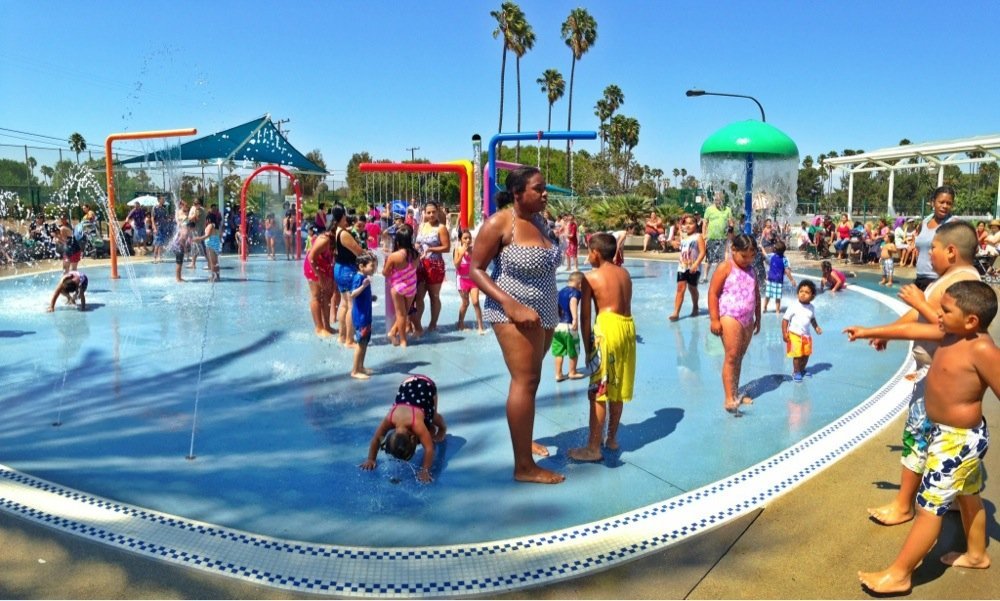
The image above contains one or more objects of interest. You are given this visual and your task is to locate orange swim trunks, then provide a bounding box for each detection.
[786,332,812,358]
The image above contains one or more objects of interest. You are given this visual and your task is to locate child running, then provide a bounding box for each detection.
[668,214,706,321]
[782,280,822,382]
[568,233,635,462]
[360,375,447,483]
[762,240,796,314]
[708,233,761,415]
[382,224,419,347]
[552,271,585,382]
[349,253,377,379]
[847,280,1000,595]
[880,238,898,286]
[452,229,485,333]
[46,271,88,312]
[820,259,848,293]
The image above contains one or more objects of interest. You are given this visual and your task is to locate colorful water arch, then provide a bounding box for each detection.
[239,165,302,261]
[358,161,472,229]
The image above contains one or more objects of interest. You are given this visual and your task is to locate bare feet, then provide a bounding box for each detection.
[531,441,550,457]
[741,395,753,405]
[724,399,742,416]
[941,551,991,569]
[857,569,911,596]
[514,465,565,484]
[362,368,374,375]
[350,371,370,380]
[867,503,914,526]
[604,437,619,450]
[316,329,333,338]
[568,372,585,380]
[668,314,680,322]
[555,375,567,382]
[568,447,603,462]
[691,308,700,317]
[477,328,488,335]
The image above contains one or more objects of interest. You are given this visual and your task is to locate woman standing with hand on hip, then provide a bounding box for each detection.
[470,167,565,484]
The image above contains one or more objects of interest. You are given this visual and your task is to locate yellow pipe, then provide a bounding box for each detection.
[445,160,474,229]
[104,128,197,278]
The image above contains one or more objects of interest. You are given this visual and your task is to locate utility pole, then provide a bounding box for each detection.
[405,146,419,162]
[275,118,291,203]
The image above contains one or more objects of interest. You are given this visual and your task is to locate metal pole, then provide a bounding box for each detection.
[743,153,754,234]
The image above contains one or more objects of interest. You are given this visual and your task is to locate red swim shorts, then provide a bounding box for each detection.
[419,257,446,286]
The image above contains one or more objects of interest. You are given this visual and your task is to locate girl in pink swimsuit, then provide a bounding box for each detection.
[708,234,761,415]
[304,230,335,337]
[452,229,486,333]
[382,224,420,347]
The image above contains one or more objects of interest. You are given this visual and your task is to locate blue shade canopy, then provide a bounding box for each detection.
[117,116,327,174]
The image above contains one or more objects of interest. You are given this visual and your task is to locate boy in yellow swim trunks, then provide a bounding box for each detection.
[846,280,1000,596]
[568,233,636,463]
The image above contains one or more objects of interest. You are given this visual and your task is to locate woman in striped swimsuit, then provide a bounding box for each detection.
[470,167,565,484]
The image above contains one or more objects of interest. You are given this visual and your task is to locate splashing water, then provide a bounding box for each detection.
[52,164,142,303]
[700,154,799,227]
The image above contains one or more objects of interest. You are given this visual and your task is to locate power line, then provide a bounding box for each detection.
[0,126,70,142]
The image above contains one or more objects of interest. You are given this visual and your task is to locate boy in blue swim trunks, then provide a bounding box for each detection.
[846,280,1000,595]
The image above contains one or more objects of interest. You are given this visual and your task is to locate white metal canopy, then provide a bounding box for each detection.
[821,133,1000,217]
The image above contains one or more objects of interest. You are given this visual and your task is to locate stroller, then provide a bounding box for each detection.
[75,219,108,259]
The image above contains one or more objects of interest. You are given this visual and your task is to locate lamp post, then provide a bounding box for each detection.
[687,89,767,234]
[685,89,766,123]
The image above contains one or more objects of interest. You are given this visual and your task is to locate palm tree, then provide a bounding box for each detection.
[537,68,565,177]
[594,99,612,155]
[27,156,37,182]
[561,7,597,189]
[41,165,54,185]
[491,2,521,135]
[68,133,87,164]
[509,11,535,163]
[672,168,680,187]
[603,84,624,119]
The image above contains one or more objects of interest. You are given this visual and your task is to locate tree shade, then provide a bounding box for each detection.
[117,115,327,174]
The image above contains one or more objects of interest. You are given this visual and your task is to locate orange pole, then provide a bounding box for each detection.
[105,128,197,279]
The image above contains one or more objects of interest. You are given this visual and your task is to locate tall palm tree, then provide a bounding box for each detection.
[560,7,597,189]
[491,2,521,135]
[672,168,680,187]
[509,11,534,163]
[41,165,54,185]
[27,156,37,182]
[537,68,565,177]
[68,133,87,165]
[603,84,624,119]
[594,99,612,155]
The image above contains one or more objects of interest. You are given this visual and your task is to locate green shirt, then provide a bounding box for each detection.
[703,205,732,240]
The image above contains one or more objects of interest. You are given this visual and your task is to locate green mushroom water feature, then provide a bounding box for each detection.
[699,120,799,233]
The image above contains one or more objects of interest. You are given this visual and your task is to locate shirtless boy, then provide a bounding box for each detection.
[846,280,999,595]
[568,233,636,462]
[847,221,981,527]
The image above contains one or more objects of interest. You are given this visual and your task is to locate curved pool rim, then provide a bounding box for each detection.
[0,264,915,598]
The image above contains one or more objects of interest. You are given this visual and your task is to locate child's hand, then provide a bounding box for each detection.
[417,467,432,483]
[46,306,55,313]
[897,284,924,308]
[843,326,865,341]
[870,339,888,351]
[710,319,722,337]
[815,326,822,335]
[359,459,377,471]
[782,333,790,344]
[753,319,761,335]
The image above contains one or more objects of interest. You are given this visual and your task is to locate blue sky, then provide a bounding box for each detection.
[2,0,998,185]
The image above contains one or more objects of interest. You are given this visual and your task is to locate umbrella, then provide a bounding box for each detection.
[130,195,159,207]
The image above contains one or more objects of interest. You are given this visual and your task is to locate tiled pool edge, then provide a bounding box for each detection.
[0,283,913,598]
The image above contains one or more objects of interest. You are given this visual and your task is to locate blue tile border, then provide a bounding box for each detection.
[0,283,913,597]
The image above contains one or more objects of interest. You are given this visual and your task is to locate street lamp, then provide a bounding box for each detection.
[685,89,766,122]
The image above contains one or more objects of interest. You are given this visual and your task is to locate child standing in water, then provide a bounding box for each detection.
[669,214,706,321]
[349,253,377,379]
[382,224,419,347]
[568,233,636,462]
[453,229,485,333]
[762,241,796,314]
[847,281,1000,595]
[880,238,898,286]
[782,279,822,382]
[360,375,447,483]
[708,233,761,415]
[46,271,88,312]
[551,271,585,382]
[264,213,276,260]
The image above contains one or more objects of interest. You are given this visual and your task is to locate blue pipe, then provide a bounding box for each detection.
[486,130,597,215]
[743,153,754,235]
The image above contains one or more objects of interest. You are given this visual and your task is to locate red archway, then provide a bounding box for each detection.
[239,165,302,261]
